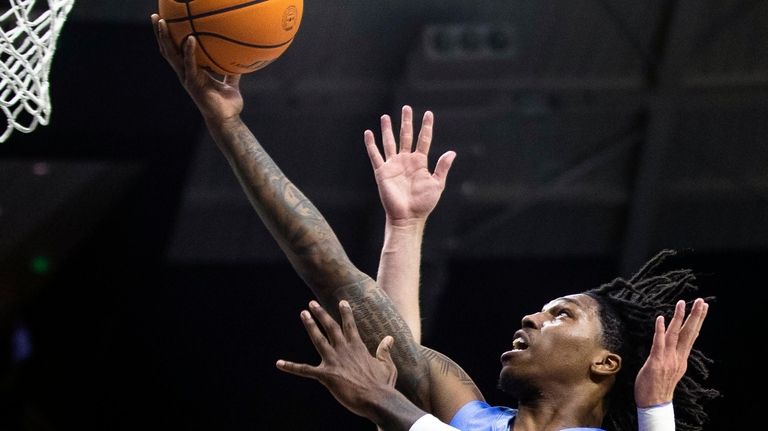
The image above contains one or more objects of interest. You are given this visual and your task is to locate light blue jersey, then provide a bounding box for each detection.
[449,400,605,431]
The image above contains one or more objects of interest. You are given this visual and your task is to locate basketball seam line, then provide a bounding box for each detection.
[192,32,295,49]
[182,0,230,74]
[185,3,231,73]
[164,0,270,23]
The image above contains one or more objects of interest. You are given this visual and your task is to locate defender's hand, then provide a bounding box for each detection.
[277,301,398,420]
[364,106,456,226]
[634,298,709,407]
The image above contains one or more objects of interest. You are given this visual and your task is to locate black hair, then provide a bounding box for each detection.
[585,249,719,431]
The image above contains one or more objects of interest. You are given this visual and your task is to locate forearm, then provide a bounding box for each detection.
[206,116,364,293]
[377,219,426,342]
[336,280,431,408]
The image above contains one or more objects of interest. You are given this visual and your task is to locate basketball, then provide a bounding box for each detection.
[158,0,303,75]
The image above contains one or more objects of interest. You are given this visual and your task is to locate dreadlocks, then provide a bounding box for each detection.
[585,249,719,431]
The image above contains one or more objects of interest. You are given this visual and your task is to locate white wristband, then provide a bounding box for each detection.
[409,414,461,431]
[637,402,675,431]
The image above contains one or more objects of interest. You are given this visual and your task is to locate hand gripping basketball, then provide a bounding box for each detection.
[157,0,303,75]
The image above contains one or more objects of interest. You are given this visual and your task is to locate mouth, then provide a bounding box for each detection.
[511,330,529,351]
[512,337,529,351]
[500,330,530,364]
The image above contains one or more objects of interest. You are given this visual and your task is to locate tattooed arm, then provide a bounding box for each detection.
[152,15,483,422]
[365,106,455,343]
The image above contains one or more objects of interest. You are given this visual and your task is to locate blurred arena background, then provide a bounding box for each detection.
[1,0,766,429]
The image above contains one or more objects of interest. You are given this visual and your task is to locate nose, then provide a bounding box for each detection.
[521,312,540,329]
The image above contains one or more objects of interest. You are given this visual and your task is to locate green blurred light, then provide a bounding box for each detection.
[30,256,50,275]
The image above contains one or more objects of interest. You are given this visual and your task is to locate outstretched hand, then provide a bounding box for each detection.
[151,14,243,124]
[277,300,398,421]
[634,298,709,407]
[364,106,456,226]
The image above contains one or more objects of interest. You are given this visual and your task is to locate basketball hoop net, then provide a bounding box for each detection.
[0,0,75,143]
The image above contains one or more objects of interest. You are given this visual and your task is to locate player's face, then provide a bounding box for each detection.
[498,293,607,396]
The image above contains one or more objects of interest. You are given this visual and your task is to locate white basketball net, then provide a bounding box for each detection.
[0,0,74,143]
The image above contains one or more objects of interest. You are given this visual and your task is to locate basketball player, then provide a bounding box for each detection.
[152,15,718,431]
[280,295,709,431]
[275,106,714,431]
[274,107,715,431]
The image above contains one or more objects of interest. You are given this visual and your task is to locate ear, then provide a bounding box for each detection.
[591,351,622,376]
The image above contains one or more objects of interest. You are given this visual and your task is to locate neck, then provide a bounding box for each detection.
[511,389,606,431]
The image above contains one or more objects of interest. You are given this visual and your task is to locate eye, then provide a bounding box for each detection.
[555,308,572,318]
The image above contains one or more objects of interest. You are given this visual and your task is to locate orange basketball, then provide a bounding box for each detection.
[158,0,303,75]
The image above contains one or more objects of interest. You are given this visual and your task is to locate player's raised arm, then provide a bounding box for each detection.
[152,14,482,421]
[366,106,456,342]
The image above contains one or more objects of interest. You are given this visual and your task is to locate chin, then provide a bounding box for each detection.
[498,371,537,401]
[497,370,519,396]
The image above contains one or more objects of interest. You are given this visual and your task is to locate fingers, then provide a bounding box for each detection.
[338,300,362,343]
[678,298,709,356]
[376,335,397,385]
[647,315,666,361]
[300,309,334,358]
[376,335,395,363]
[399,105,414,153]
[415,111,434,155]
[309,301,345,346]
[152,15,184,76]
[152,14,170,56]
[373,106,438,162]
[664,300,686,350]
[380,115,397,160]
[151,14,164,53]
[275,359,320,380]
[182,35,200,82]
[152,15,211,89]
[364,130,385,169]
[433,151,457,187]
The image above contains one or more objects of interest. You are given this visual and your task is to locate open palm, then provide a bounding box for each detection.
[634,298,709,407]
[365,106,456,224]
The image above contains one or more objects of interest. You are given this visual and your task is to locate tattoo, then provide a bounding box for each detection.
[421,348,476,386]
[219,121,361,289]
[337,282,420,367]
[212,120,444,407]
[336,281,432,409]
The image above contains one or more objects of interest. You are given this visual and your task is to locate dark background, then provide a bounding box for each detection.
[1,0,766,429]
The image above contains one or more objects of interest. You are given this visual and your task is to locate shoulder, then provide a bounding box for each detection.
[448,400,516,431]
